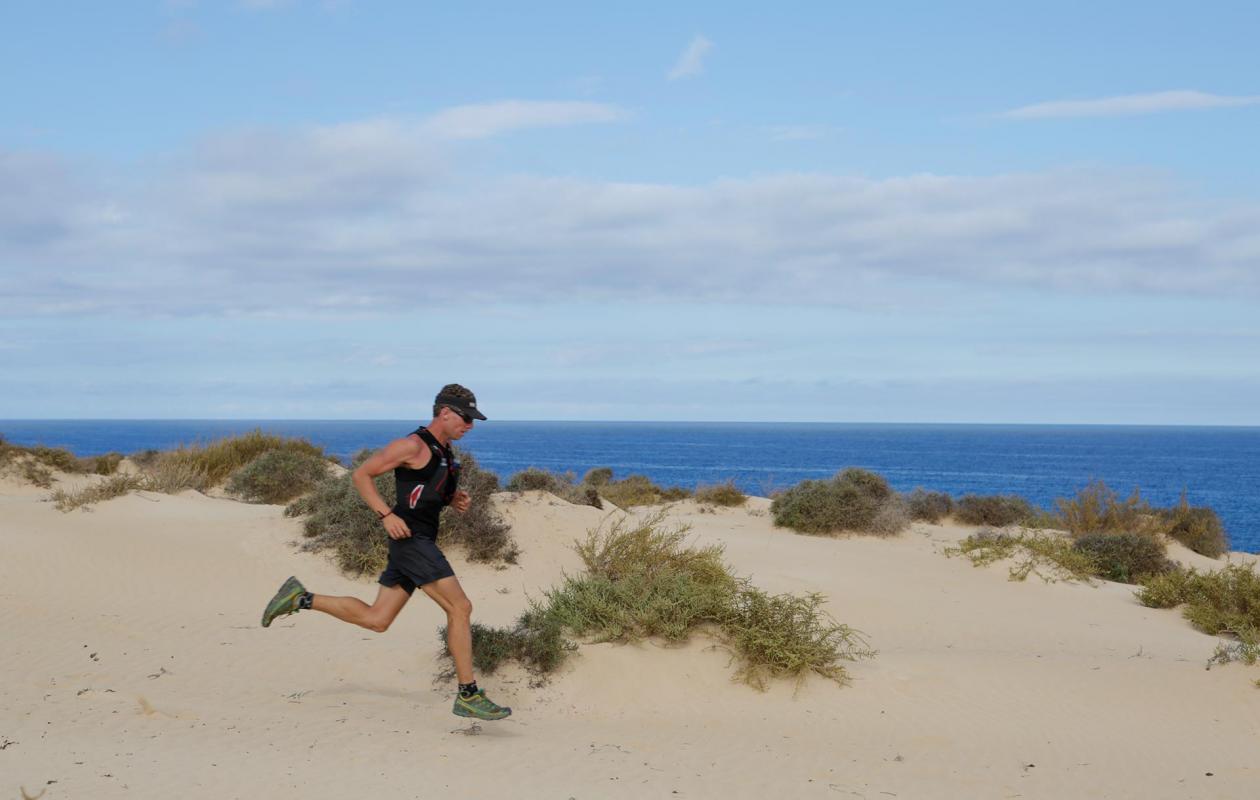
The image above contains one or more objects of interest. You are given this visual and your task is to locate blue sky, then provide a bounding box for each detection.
[2,1,1258,423]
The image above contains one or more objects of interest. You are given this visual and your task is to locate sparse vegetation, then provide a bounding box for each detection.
[695,480,747,507]
[905,488,953,523]
[770,468,908,536]
[947,528,1098,583]
[1053,480,1164,537]
[598,473,693,508]
[50,473,146,511]
[953,494,1037,527]
[506,466,602,508]
[151,430,329,492]
[226,448,335,504]
[1072,532,1172,584]
[442,515,874,690]
[0,435,122,487]
[1138,563,1260,642]
[1162,494,1228,558]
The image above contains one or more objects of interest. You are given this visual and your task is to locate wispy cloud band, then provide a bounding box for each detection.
[668,35,713,80]
[1003,90,1260,119]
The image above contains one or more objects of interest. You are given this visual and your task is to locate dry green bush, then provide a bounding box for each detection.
[1053,481,1165,537]
[1,436,122,487]
[695,480,747,507]
[226,449,334,504]
[947,529,1098,583]
[1138,563,1260,642]
[506,466,601,508]
[51,474,146,512]
[582,467,614,487]
[598,473,693,508]
[444,515,874,689]
[1162,494,1228,558]
[953,494,1036,527]
[1072,532,1172,584]
[905,488,953,523]
[770,468,908,536]
[153,430,327,491]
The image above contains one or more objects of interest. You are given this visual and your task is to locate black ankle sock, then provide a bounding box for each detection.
[297,592,314,610]
[458,681,478,698]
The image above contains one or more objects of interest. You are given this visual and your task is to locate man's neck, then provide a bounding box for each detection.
[425,422,452,446]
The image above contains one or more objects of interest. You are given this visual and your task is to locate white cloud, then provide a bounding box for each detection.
[667,35,713,81]
[1003,90,1260,119]
[419,100,626,140]
[4,122,1260,318]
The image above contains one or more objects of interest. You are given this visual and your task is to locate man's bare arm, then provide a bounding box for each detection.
[352,437,430,539]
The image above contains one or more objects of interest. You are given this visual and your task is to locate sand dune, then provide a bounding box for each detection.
[3,475,1259,799]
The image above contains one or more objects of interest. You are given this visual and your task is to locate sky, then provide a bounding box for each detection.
[1,1,1258,424]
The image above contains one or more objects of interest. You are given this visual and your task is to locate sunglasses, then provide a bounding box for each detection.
[445,406,473,424]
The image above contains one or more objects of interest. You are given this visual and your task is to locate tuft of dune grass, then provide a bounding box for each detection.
[441,513,874,690]
[694,480,747,507]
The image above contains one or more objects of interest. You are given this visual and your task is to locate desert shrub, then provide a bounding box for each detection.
[130,449,161,469]
[51,474,146,512]
[1162,495,1228,558]
[770,468,907,536]
[582,467,614,487]
[695,480,747,507]
[29,446,82,473]
[1072,532,1171,584]
[507,467,572,492]
[154,430,327,489]
[87,452,124,475]
[953,494,1036,527]
[598,473,691,508]
[721,586,873,690]
[144,457,210,494]
[226,449,334,504]
[289,444,516,572]
[948,528,1098,583]
[0,437,108,486]
[1053,481,1163,537]
[439,609,575,678]
[1137,563,1260,641]
[506,466,601,509]
[443,516,874,689]
[905,488,953,523]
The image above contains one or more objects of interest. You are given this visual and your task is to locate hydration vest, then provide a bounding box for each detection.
[390,427,460,539]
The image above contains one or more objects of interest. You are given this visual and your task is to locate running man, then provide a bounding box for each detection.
[260,384,510,721]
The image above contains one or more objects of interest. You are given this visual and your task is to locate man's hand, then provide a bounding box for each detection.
[451,490,471,514]
[383,513,411,540]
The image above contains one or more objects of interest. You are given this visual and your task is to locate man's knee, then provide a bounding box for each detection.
[451,597,472,620]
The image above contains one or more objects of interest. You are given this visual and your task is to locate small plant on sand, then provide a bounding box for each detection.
[694,480,747,508]
[905,488,953,523]
[1071,532,1172,584]
[506,467,602,508]
[151,430,328,492]
[947,528,1098,583]
[288,446,515,572]
[1161,494,1228,558]
[598,473,693,508]
[1053,480,1164,538]
[0,436,122,486]
[441,515,874,689]
[1138,563,1260,641]
[582,466,614,487]
[226,448,334,504]
[50,473,146,511]
[770,468,908,536]
[953,494,1037,527]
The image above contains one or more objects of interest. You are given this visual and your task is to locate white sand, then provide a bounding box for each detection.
[3,477,1259,799]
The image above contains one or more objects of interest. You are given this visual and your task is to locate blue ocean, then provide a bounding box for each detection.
[3,420,1258,554]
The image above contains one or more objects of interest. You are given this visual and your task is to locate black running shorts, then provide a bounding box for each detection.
[378,536,455,594]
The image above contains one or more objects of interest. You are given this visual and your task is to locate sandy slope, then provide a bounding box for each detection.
[2,477,1259,800]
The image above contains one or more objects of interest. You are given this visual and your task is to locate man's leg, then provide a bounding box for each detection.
[421,576,474,682]
[309,584,411,632]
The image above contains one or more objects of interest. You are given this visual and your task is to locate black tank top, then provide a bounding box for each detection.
[390,427,460,540]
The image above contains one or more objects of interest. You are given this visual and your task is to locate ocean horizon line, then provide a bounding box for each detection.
[4,418,1259,430]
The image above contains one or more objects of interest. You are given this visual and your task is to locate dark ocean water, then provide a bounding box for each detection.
[3,419,1258,553]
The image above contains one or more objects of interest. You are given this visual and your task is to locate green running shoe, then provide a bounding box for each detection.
[261,576,306,627]
[453,689,512,721]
